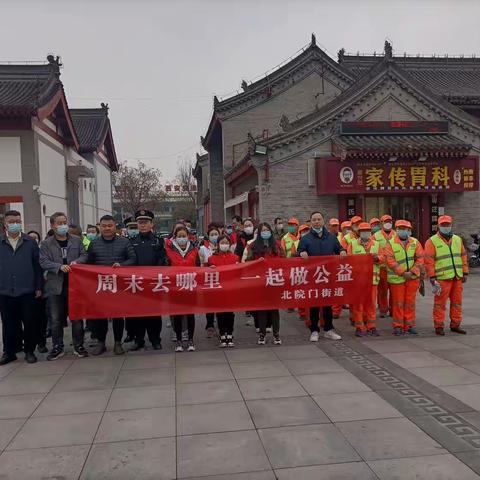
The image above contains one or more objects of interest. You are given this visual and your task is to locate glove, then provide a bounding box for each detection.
[431,281,442,296]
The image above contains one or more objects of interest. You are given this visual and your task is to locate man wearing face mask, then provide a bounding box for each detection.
[375,215,396,318]
[128,210,167,350]
[328,218,340,237]
[0,211,43,365]
[384,220,424,336]
[280,218,300,258]
[347,223,383,337]
[40,212,89,360]
[125,217,139,239]
[370,218,381,235]
[340,216,362,250]
[424,215,468,336]
[297,211,345,341]
[273,217,286,242]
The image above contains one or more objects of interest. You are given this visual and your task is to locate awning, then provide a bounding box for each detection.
[224,191,249,210]
[332,134,471,160]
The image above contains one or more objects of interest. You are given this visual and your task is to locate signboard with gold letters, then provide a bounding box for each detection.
[317,157,478,195]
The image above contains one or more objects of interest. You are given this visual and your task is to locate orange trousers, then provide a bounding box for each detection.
[332,304,342,318]
[378,268,391,315]
[352,285,378,331]
[433,279,463,329]
[389,279,420,330]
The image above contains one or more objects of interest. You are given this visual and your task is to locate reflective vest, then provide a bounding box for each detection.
[374,229,395,249]
[344,232,356,245]
[351,238,381,285]
[430,233,464,280]
[387,238,419,284]
[282,233,299,258]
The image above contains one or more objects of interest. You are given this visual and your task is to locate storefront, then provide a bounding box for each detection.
[316,122,478,244]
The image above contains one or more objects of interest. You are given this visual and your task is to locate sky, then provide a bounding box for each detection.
[2,0,480,181]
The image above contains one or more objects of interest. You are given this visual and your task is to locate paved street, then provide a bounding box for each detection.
[0,274,479,479]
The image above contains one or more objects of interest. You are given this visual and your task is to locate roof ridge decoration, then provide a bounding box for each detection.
[262,59,480,151]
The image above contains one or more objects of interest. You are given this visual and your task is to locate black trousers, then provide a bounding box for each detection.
[125,318,136,337]
[35,297,48,347]
[173,314,195,341]
[310,306,333,332]
[217,312,235,336]
[206,312,215,329]
[91,318,124,343]
[257,310,279,336]
[0,294,37,355]
[133,316,162,344]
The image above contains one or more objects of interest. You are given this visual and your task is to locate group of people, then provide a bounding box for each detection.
[0,207,469,365]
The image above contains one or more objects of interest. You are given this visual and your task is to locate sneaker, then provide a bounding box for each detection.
[219,336,227,348]
[266,327,272,333]
[0,354,17,366]
[114,341,125,355]
[273,335,282,345]
[151,341,162,350]
[206,327,215,339]
[257,334,266,345]
[245,319,253,326]
[73,345,88,358]
[90,342,106,356]
[175,341,183,352]
[37,344,48,354]
[393,327,404,336]
[451,326,467,334]
[255,328,260,333]
[324,330,342,341]
[435,327,445,336]
[25,351,37,364]
[187,341,196,352]
[355,329,365,337]
[47,345,64,361]
[368,328,380,337]
[129,342,145,352]
[226,335,235,348]
[309,331,319,342]
[407,327,418,335]
[171,332,177,342]
[123,335,135,344]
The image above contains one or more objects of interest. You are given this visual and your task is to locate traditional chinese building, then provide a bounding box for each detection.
[200,36,480,242]
[0,55,118,235]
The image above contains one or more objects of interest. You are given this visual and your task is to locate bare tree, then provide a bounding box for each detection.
[175,157,197,205]
[113,161,165,215]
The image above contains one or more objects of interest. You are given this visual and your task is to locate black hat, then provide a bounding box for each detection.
[124,217,137,228]
[135,209,154,221]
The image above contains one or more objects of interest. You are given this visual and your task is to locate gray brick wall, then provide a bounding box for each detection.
[444,191,480,243]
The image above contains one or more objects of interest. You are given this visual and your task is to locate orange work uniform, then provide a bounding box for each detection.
[347,238,383,332]
[384,237,424,331]
[375,229,396,316]
[424,233,468,329]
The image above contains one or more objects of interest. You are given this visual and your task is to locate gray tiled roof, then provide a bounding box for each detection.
[0,58,62,115]
[70,107,109,152]
[340,55,480,100]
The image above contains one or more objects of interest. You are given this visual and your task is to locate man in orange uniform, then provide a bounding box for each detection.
[424,215,469,336]
[340,216,362,250]
[347,223,383,337]
[281,218,300,258]
[339,221,351,243]
[375,214,396,317]
[384,220,424,336]
[370,218,381,235]
[328,218,340,236]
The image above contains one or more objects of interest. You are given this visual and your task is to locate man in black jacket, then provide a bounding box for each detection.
[129,210,167,350]
[0,210,43,364]
[87,215,136,355]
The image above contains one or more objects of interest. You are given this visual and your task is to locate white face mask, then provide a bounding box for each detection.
[383,222,392,231]
[219,244,230,253]
[360,232,371,241]
[244,226,254,235]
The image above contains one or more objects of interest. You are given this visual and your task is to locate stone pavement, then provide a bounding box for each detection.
[0,274,479,479]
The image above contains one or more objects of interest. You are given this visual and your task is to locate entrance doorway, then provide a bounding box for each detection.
[364,196,420,238]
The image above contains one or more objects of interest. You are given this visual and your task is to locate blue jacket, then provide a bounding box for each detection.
[297,227,343,257]
[0,233,43,297]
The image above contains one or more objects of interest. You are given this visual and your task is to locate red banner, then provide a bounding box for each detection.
[317,156,478,195]
[68,256,373,319]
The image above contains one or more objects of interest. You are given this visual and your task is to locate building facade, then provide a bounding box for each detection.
[200,36,480,243]
[0,56,118,236]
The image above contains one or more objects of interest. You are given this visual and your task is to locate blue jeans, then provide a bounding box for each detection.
[47,286,84,348]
